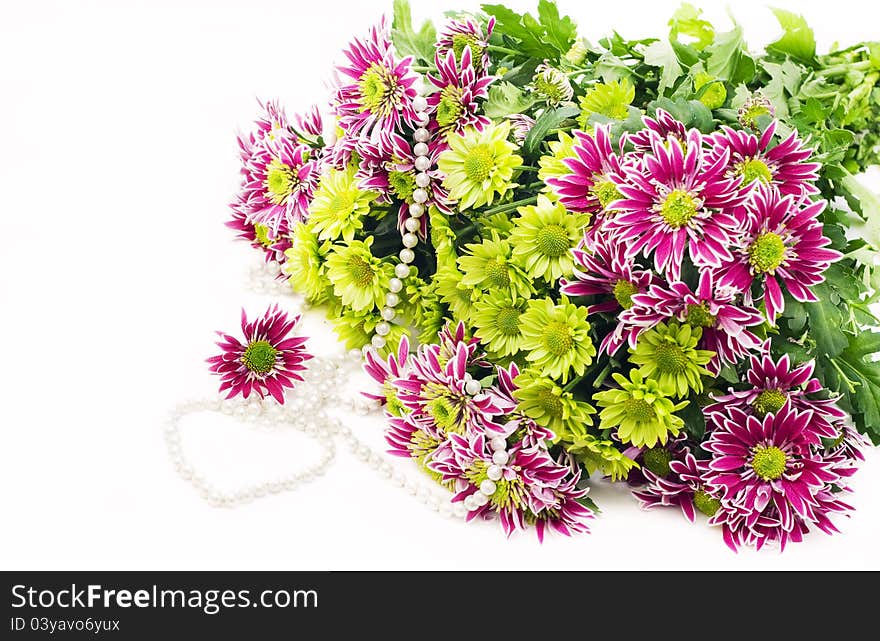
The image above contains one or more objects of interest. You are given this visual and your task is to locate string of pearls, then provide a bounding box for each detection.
[366,87,433,354]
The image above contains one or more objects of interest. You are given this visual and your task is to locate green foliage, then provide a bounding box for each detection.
[484,81,536,118]
[668,3,714,50]
[522,105,579,156]
[390,0,436,63]
[482,1,576,61]
[767,8,816,62]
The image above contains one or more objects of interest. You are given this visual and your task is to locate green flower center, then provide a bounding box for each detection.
[358,63,398,115]
[436,85,464,129]
[536,386,564,417]
[747,232,787,273]
[496,305,522,336]
[654,340,689,375]
[543,320,574,356]
[388,170,416,201]
[463,143,494,183]
[737,158,773,185]
[484,258,511,288]
[347,255,376,288]
[624,398,656,423]
[425,392,466,433]
[533,75,566,104]
[383,382,406,417]
[241,340,278,374]
[592,177,623,209]
[752,389,787,417]
[535,224,570,258]
[612,279,639,309]
[751,445,787,481]
[642,447,673,476]
[451,34,483,68]
[253,223,274,248]
[265,159,298,205]
[659,189,699,228]
[685,303,717,328]
[693,489,721,517]
[328,188,357,216]
[741,104,772,128]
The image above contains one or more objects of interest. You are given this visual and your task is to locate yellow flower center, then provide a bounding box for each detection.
[737,158,773,185]
[358,63,399,116]
[347,255,375,288]
[388,170,416,200]
[747,232,787,273]
[436,85,465,130]
[591,177,623,209]
[495,305,522,336]
[751,445,787,481]
[752,389,787,417]
[463,143,495,182]
[612,279,639,309]
[535,224,570,257]
[543,320,574,356]
[693,489,721,516]
[536,385,564,417]
[484,258,511,288]
[654,340,689,374]
[624,398,656,422]
[253,223,274,248]
[265,159,298,205]
[642,447,673,476]
[685,303,717,328]
[659,189,699,228]
[241,340,278,374]
[328,188,357,216]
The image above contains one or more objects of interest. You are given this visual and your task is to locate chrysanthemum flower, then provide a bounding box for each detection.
[621,269,764,374]
[334,18,419,148]
[436,15,495,74]
[609,128,745,281]
[207,305,311,404]
[707,121,820,199]
[633,451,722,522]
[628,108,688,152]
[308,165,379,242]
[470,291,528,357]
[512,370,596,441]
[705,342,845,444]
[519,297,596,382]
[577,79,634,128]
[437,121,522,210]
[428,46,494,135]
[283,222,333,304]
[546,125,626,220]
[434,266,481,322]
[629,321,714,397]
[458,235,534,298]
[362,335,411,417]
[703,403,851,551]
[538,131,577,200]
[325,238,393,312]
[593,370,688,448]
[226,202,291,263]
[331,306,408,356]
[507,113,536,145]
[530,62,574,106]
[738,91,775,129]
[510,195,589,283]
[715,184,841,322]
[384,413,444,473]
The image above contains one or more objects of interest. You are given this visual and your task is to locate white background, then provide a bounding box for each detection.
[2,0,879,570]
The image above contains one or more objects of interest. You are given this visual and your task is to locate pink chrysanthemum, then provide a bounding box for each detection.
[703,403,853,551]
[633,451,721,523]
[207,305,311,404]
[226,199,292,264]
[621,269,764,373]
[427,46,494,135]
[715,184,841,322]
[362,333,411,409]
[628,109,688,152]
[436,16,495,74]
[707,121,820,199]
[507,114,536,145]
[705,341,845,444]
[487,362,556,446]
[430,431,594,541]
[609,128,745,281]
[334,18,419,149]
[545,125,626,221]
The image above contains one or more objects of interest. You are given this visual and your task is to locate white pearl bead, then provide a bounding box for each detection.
[385,292,400,307]
[413,142,429,157]
[409,203,425,217]
[474,491,490,506]
[404,217,421,232]
[486,464,503,481]
[414,172,431,188]
[414,128,430,142]
[414,157,431,172]
[492,450,510,466]
[412,95,428,112]
[381,306,396,321]
[464,379,482,395]
[394,263,410,279]
[399,248,415,264]
[371,334,387,349]
[415,111,429,125]
[479,479,497,496]
[402,233,418,248]
[388,278,403,293]
[361,344,373,357]
[375,321,391,336]
[490,437,507,452]
[463,495,477,511]
[348,348,362,359]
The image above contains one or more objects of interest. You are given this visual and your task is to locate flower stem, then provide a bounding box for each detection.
[563,375,584,393]
[481,195,538,216]
[514,165,539,172]
[488,44,521,58]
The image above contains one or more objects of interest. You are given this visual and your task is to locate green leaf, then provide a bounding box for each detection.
[483,81,536,118]
[668,3,715,50]
[643,40,683,96]
[798,96,828,123]
[536,0,577,55]
[523,105,580,156]
[706,23,745,81]
[482,2,576,60]
[841,174,880,251]
[837,331,880,434]
[390,0,436,63]
[678,397,706,439]
[767,8,816,62]
[804,283,849,357]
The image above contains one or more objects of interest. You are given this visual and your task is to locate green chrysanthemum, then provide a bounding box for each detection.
[283,222,333,303]
[510,194,588,283]
[435,267,481,323]
[629,321,714,398]
[438,121,522,210]
[457,235,534,299]
[402,277,445,345]
[565,434,638,481]
[308,165,379,241]
[519,297,596,382]
[538,131,577,201]
[471,291,528,357]
[330,306,408,357]
[593,370,688,448]
[577,79,635,128]
[513,370,596,440]
[325,238,393,313]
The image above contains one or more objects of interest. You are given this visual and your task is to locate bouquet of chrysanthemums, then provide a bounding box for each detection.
[221,0,880,550]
